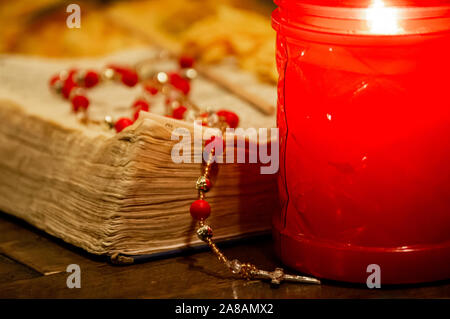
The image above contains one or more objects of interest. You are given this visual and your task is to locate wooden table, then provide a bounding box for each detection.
[0,212,449,299]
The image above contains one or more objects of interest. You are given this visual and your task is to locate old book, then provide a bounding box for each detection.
[0,48,279,262]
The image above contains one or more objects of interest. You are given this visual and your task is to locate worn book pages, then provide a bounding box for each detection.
[0,48,279,257]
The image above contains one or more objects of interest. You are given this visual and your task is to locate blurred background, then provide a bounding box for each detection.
[0,0,277,83]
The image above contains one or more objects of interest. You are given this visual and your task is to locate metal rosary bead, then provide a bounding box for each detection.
[52,80,63,94]
[183,68,198,80]
[101,67,115,81]
[196,176,212,192]
[76,110,88,124]
[74,69,87,84]
[156,71,168,84]
[184,109,197,122]
[103,115,115,130]
[207,113,219,127]
[227,259,242,274]
[240,263,257,280]
[196,224,213,241]
[59,69,70,81]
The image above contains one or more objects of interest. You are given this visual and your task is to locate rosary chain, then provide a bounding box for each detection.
[195,130,321,285]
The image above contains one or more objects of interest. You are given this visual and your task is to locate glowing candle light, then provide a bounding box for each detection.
[366,0,402,34]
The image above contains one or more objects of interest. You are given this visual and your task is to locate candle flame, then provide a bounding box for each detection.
[366,0,402,35]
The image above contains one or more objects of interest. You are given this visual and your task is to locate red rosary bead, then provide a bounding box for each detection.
[115,117,133,133]
[49,74,60,87]
[145,85,159,95]
[199,112,209,126]
[172,105,187,119]
[179,55,195,69]
[133,109,145,121]
[84,70,99,88]
[121,70,139,87]
[132,100,149,121]
[71,95,89,112]
[204,135,225,157]
[190,199,211,220]
[107,64,128,75]
[132,99,149,111]
[67,69,78,77]
[205,135,223,147]
[217,110,239,129]
[169,72,190,95]
[62,79,76,99]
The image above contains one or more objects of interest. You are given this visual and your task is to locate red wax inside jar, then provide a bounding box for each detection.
[272,0,450,283]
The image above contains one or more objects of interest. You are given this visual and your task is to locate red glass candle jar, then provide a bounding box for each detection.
[272,0,450,284]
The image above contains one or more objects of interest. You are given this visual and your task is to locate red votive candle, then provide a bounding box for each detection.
[272,0,450,284]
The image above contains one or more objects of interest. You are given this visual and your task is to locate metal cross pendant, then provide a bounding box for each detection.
[252,267,321,286]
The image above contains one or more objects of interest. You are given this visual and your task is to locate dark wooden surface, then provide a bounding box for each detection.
[0,212,449,299]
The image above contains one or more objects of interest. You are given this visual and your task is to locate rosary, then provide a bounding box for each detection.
[48,52,320,286]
